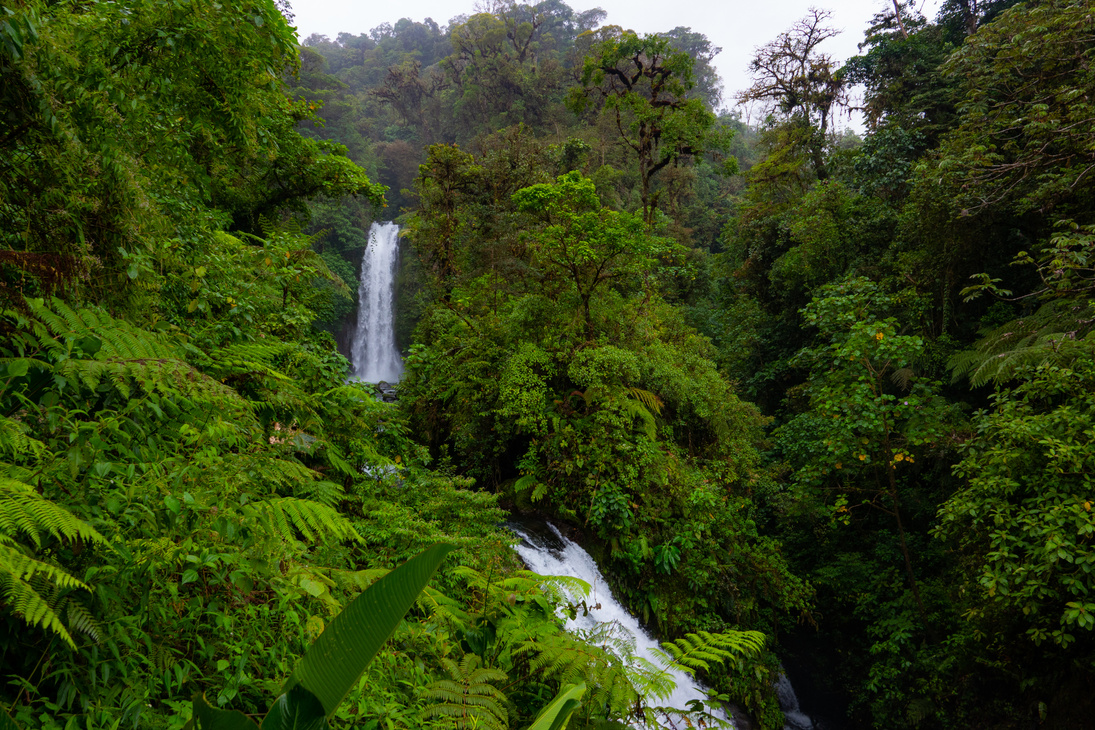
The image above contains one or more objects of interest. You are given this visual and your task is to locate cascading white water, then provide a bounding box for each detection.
[351,222,404,383]
[775,674,815,730]
[510,521,734,730]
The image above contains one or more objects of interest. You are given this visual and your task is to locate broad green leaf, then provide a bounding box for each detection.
[3,359,29,377]
[191,692,260,730]
[281,543,456,717]
[262,685,328,730]
[529,682,586,730]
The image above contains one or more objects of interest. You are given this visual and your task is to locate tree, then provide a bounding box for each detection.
[926,0,1095,218]
[778,278,959,625]
[737,8,847,180]
[406,144,486,292]
[572,30,729,224]
[512,171,672,336]
[0,0,382,306]
[661,27,724,111]
[842,3,958,142]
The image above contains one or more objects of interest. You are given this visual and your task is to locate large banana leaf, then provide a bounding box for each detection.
[276,542,456,719]
[528,682,586,730]
[191,693,260,729]
[261,685,328,730]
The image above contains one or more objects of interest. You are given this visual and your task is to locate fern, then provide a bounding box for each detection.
[242,497,363,546]
[294,479,345,507]
[417,585,472,625]
[28,297,180,360]
[0,416,45,462]
[0,542,90,648]
[949,300,1095,387]
[13,298,250,414]
[198,341,296,384]
[0,470,105,648]
[649,629,766,678]
[0,476,106,549]
[422,655,509,730]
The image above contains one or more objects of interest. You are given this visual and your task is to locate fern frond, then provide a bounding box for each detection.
[626,387,664,415]
[417,585,472,625]
[201,341,296,383]
[28,298,181,360]
[0,475,106,549]
[128,537,185,566]
[0,543,94,649]
[422,656,509,730]
[243,497,362,545]
[294,479,344,507]
[949,300,1095,387]
[0,416,46,462]
[650,630,766,677]
[625,388,663,440]
[64,598,102,645]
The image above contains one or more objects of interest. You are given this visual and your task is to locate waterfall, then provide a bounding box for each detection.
[775,673,815,730]
[510,521,734,729]
[350,222,403,383]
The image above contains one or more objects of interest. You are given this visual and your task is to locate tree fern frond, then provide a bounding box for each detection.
[200,341,296,383]
[949,300,1095,387]
[0,543,89,591]
[128,537,185,566]
[417,585,471,625]
[0,570,77,648]
[626,387,663,415]
[65,598,102,645]
[330,567,390,592]
[28,298,181,361]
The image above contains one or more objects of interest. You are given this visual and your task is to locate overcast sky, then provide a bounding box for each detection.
[289,0,942,127]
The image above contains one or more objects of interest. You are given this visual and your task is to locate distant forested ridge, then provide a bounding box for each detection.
[1,0,1093,728]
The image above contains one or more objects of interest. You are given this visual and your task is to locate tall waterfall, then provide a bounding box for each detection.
[350,222,403,383]
[510,521,735,729]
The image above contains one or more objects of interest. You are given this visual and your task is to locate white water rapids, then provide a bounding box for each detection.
[510,521,734,729]
[350,221,403,383]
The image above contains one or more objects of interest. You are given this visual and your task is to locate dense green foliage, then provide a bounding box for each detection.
[4,0,1095,728]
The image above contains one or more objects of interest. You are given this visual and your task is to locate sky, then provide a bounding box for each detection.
[289,0,942,127]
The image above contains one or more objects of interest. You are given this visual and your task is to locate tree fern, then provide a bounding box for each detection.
[518,630,640,718]
[11,298,251,414]
[197,341,296,384]
[949,300,1095,387]
[26,297,181,360]
[294,479,345,507]
[0,416,45,462]
[422,655,509,730]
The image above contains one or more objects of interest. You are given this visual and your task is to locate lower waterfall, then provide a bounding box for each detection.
[510,521,735,729]
[350,221,403,384]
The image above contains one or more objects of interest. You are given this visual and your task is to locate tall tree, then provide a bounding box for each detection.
[572,30,729,224]
[738,8,846,180]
